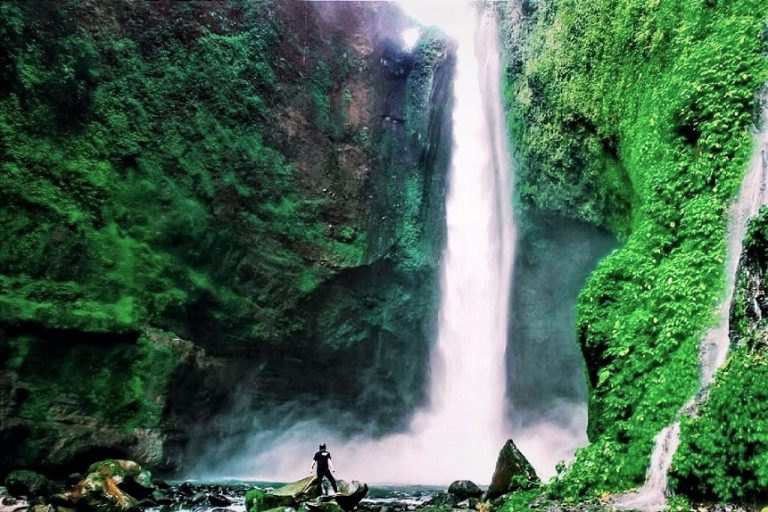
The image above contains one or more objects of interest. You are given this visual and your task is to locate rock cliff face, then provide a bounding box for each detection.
[0,0,454,475]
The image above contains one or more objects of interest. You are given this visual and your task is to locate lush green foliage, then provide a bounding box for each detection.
[496,488,542,512]
[6,329,177,463]
[1,0,455,466]
[498,0,768,498]
[671,209,768,501]
[0,1,366,343]
[671,345,768,501]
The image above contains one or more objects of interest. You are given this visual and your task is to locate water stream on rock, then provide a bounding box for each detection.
[612,104,768,511]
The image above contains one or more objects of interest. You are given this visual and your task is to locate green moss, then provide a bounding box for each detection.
[11,331,176,432]
[498,488,544,512]
[0,1,374,344]
[245,488,266,512]
[670,346,768,501]
[498,0,768,498]
[670,208,768,501]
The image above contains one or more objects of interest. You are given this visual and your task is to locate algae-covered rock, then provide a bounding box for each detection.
[55,459,154,512]
[262,508,297,512]
[486,440,539,500]
[5,470,60,499]
[245,489,266,512]
[304,501,343,512]
[250,477,320,512]
[247,478,367,512]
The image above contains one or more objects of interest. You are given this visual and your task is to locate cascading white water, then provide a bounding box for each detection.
[327,4,516,484]
[394,3,516,481]
[612,103,768,511]
[220,3,518,486]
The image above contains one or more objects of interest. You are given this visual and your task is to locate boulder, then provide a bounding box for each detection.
[30,505,55,512]
[456,498,479,509]
[447,481,482,501]
[208,494,232,507]
[253,477,320,512]
[5,471,60,499]
[486,440,540,500]
[245,489,266,512]
[246,478,368,512]
[333,480,368,511]
[304,501,343,512]
[54,459,155,512]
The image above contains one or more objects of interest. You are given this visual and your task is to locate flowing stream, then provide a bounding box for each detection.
[612,103,768,511]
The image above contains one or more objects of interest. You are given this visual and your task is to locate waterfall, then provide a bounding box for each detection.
[396,3,516,482]
[612,103,768,511]
[216,4,517,486]
[328,4,516,485]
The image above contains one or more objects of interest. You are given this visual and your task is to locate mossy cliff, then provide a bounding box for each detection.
[0,1,454,475]
[671,207,768,502]
[497,0,768,502]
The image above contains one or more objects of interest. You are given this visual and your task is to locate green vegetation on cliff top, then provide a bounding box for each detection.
[498,0,768,500]
[0,1,368,343]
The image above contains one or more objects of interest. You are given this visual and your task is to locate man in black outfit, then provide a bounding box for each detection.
[310,443,338,495]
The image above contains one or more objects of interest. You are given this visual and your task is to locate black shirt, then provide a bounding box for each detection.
[314,450,332,472]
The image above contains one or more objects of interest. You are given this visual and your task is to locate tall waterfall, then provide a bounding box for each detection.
[332,5,516,484]
[218,4,518,485]
[613,104,768,511]
[397,4,516,482]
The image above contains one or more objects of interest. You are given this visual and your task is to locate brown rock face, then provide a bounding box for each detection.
[486,439,540,500]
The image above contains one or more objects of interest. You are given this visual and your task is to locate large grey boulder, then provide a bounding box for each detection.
[486,439,540,500]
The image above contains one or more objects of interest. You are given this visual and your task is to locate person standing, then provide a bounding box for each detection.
[310,443,338,495]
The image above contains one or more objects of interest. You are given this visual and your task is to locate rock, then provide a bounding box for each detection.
[455,499,478,509]
[208,494,232,507]
[246,489,266,512]
[247,478,367,512]
[179,482,195,496]
[29,505,54,512]
[5,471,60,499]
[150,490,172,506]
[189,492,207,505]
[447,481,482,501]
[486,439,540,500]
[333,480,368,511]
[423,493,455,508]
[305,502,343,512]
[257,477,320,512]
[56,459,155,512]
[0,495,29,512]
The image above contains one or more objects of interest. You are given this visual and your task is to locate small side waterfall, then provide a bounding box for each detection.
[613,104,768,511]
